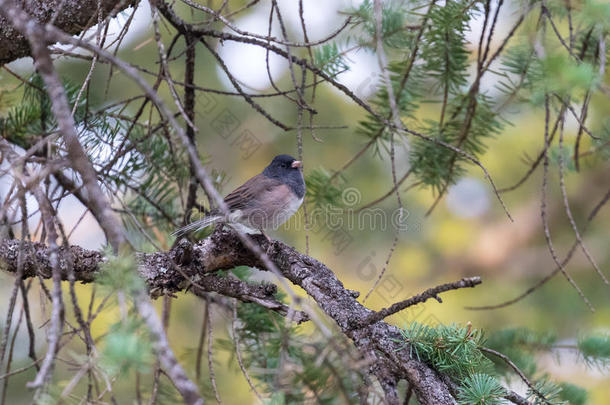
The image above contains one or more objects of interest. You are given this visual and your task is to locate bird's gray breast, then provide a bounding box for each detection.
[284,171,306,199]
[275,195,304,227]
[240,183,303,230]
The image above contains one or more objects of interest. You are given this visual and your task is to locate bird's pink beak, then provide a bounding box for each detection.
[291,160,302,169]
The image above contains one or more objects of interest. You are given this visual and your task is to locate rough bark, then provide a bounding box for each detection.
[0,229,457,404]
[0,237,306,320]
[0,0,135,65]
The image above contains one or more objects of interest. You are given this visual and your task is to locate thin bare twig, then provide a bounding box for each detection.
[361,277,482,327]
[557,106,607,284]
[194,299,207,381]
[180,0,351,48]
[27,188,65,389]
[232,299,263,402]
[0,0,127,251]
[205,297,223,404]
[540,98,593,311]
[480,346,550,404]
[362,0,407,303]
[467,166,610,310]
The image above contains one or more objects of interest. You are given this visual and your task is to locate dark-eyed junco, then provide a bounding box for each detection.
[174,154,305,237]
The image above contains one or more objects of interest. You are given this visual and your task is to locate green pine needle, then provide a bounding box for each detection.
[578,333,610,367]
[97,249,145,294]
[100,318,154,377]
[528,378,565,405]
[558,382,588,405]
[314,43,349,78]
[305,167,347,209]
[399,322,494,379]
[457,373,505,405]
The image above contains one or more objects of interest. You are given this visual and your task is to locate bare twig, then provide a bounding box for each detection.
[194,300,207,381]
[180,0,351,48]
[360,277,482,327]
[27,188,64,389]
[205,297,222,404]
[137,292,203,405]
[467,176,610,310]
[540,98,593,311]
[231,300,263,402]
[0,0,127,251]
[557,106,607,284]
[362,0,408,303]
[480,346,550,404]
[0,4,206,401]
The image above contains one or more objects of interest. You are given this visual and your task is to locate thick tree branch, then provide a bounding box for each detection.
[0,229,459,404]
[0,238,306,323]
[0,0,135,65]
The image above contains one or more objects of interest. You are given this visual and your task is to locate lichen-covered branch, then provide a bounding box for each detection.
[0,230,459,404]
[0,0,136,65]
[0,238,306,323]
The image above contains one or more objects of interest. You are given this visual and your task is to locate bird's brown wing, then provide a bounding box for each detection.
[223,174,282,211]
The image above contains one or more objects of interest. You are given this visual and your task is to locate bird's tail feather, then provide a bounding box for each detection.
[172,216,223,237]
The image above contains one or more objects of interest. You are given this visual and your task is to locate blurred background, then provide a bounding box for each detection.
[0,0,608,403]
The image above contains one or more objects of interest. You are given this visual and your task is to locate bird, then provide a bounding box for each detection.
[174,154,305,238]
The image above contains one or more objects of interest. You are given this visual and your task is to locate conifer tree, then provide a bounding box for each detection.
[0,0,608,404]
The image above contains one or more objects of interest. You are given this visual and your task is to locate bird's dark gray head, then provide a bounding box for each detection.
[262,154,305,198]
[265,154,299,170]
